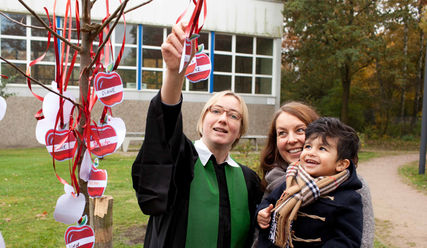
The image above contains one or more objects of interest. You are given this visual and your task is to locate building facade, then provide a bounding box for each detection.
[0,0,283,148]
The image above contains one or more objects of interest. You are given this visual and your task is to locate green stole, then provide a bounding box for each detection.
[185,158,250,248]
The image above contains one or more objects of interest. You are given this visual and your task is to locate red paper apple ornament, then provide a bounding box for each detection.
[186,53,211,82]
[87,124,118,158]
[88,164,108,198]
[94,71,124,107]
[64,216,95,248]
[45,129,77,161]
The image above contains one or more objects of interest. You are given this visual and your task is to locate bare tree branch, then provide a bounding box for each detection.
[95,0,129,35]
[0,56,79,107]
[17,0,81,52]
[124,0,154,14]
[84,0,129,73]
[90,0,98,9]
[0,11,78,32]
[0,11,45,30]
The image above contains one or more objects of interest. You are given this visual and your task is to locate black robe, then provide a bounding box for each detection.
[132,92,262,248]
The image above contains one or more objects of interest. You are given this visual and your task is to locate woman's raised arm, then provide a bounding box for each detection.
[160,22,188,105]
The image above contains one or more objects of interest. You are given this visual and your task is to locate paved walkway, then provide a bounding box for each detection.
[357,153,427,247]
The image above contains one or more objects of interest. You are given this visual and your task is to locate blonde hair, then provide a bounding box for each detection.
[196,90,249,148]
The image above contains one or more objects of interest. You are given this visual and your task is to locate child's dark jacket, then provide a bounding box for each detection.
[256,162,363,248]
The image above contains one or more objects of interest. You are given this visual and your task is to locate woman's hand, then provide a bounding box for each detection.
[160,22,192,104]
[161,22,186,73]
[257,204,274,229]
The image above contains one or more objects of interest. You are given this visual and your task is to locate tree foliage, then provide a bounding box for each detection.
[281,0,425,137]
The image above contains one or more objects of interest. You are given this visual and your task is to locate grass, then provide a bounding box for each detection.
[374,239,390,248]
[0,144,404,247]
[398,161,427,195]
[0,147,147,247]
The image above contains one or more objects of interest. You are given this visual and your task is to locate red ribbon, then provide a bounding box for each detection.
[30,0,127,197]
[26,7,54,107]
[176,0,207,37]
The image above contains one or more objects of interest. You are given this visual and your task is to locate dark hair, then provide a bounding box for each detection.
[305,117,360,164]
[259,101,319,189]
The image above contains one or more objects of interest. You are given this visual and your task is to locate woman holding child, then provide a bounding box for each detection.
[256,102,374,248]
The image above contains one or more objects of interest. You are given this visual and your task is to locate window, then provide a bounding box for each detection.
[211,34,274,95]
[1,13,26,36]
[235,76,252,93]
[257,38,273,55]
[189,79,208,91]
[115,23,137,45]
[2,39,26,60]
[142,26,162,46]
[114,24,138,89]
[214,55,232,72]
[31,41,55,62]
[0,12,276,96]
[1,64,26,84]
[256,77,272,94]
[32,64,55,85]
[142,49,162,68]
[215,34,232,51]
[141,26,163,90]
[236,36,252,54]
[213,75,231,92]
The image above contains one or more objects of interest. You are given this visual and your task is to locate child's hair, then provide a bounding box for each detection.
[305,117,360,164]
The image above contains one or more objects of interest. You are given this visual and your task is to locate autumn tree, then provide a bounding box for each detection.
[281,0,380,124]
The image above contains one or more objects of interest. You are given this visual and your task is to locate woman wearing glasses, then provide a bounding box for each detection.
[132,22,262,248]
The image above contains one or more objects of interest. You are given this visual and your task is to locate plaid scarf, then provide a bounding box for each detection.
[269,162,350,248]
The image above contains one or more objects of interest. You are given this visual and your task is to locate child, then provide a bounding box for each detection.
[256,117,363,248]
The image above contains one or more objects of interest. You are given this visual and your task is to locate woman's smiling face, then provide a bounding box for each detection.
[275,112,307,164]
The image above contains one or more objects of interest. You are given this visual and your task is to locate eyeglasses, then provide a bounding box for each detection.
[208,106,242,121]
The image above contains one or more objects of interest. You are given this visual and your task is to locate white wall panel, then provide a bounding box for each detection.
[2,0,283,37]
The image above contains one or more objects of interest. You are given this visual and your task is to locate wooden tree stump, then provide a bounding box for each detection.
[89,195,114,248]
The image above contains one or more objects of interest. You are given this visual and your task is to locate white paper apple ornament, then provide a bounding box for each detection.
[106,116,126,151]
[54,184,85,225]
[79,149,92,182]
[0,96,6,121]
[42,86,75,124]
[35,118,58,145]
[0,231,5,248]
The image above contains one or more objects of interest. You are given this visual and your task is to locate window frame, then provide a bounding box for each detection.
[0,13,276,96]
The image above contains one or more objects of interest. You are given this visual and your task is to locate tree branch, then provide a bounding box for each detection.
[0,11,78,33]
[90,0,98,9]
[124,0,154,14]
[0,56,79,107]
[85,0,129,72]
[17,0,81,52]
[0,11,45,30]
[95,0,129,35]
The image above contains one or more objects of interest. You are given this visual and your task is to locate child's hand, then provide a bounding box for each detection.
[257,204,274,229]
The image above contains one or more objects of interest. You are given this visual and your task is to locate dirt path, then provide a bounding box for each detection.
[357,153,427,247]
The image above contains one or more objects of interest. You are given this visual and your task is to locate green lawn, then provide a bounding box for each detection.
[0,147,147,247]
[398,161,427,195]
[0,147,383,247]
